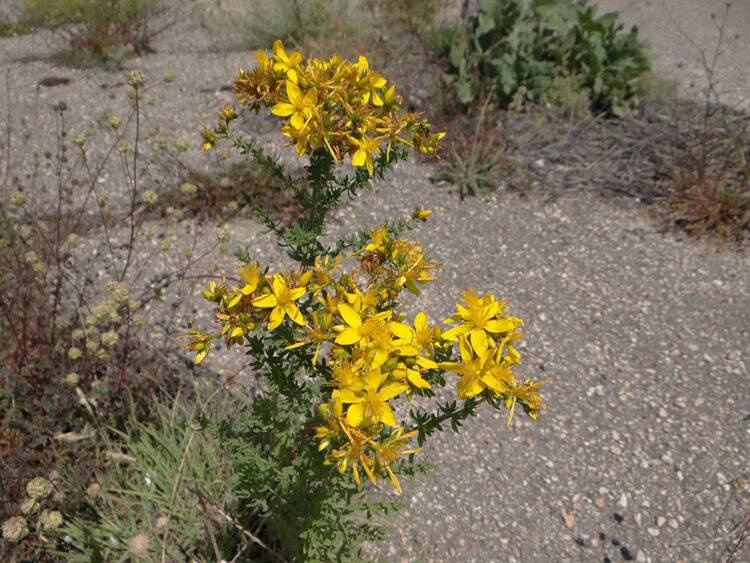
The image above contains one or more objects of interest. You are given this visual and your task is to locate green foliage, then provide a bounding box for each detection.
[539,74,590,119]
[443,0,651,116]
[54,394,239,561]
[228,135,412,266]
[209,389,400,561]
[21,0,167,69]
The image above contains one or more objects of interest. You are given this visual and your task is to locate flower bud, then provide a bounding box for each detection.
[142,190,159,206]
[127,70,145,89]
[10,191,26,207]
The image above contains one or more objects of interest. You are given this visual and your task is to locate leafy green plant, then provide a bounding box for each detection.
[539,74,590,119]
[443,0,651,116]
[21,0,171,69]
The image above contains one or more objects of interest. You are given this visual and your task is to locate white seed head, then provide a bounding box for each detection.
[27,477,53,500]
[128,532,150,558]
[20,497,38,515]
[39,510,63,531]
[2,516,28,542]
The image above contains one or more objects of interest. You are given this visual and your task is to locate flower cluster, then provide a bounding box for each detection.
[204,40,444,174]
[188,224,542,493]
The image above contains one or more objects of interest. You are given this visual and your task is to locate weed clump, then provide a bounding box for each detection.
[441,0,651,117]
[20,0,171,69]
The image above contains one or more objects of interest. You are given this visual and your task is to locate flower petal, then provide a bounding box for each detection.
[337,303,362,328]
[457,373,483,400]
[346,402,365,427]
[335,327,361,345]
[286,80,301,101]
[271,102,295,117]
[252,293,277,308]
[469,328,489,356]
[267,306,285,329]
[290,286,306,300]
[379,382,408,401]
[285,303,306,326]
[388,321,412,339]
[485,319,516,333]
[379,403,397,427]
[414,311,427,331]
[352,148,366,167]
[441,325,467,342]
[406,371,431,390]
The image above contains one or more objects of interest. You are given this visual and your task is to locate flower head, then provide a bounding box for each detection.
[2,516,28,543]
[253,273,307,330]
[228,41,444,172]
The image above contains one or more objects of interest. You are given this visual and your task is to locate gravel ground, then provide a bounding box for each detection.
[1,3,748,562]
[340,165,750,563]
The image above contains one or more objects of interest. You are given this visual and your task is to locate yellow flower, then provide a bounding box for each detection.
[179,330,215,364]
[363,227,389,254]
[200,125,216,151]
[309,254,342,294]
[201,278,226,303]
[374,427,420,495]
[350,135,381,175]
[327,420,378,488]
[412,208,432,221]
[390,311,441,358]
[442,291,518,355]
[503,378,544,426]
[227,262,261,308]
[439,337,512,400]
[381,84,401,109]
[334,302,391,346]
[231,42,443,166]
[355,56,387,106]
[252,274,307,329]
[271,40,303,82]
[389,240,440,295]
[332,368,407,427]
[272,80,317,130]
[391,360,432,392]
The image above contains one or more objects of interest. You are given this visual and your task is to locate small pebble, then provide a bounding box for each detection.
[647,528,659,537]
[618,493,628,508]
